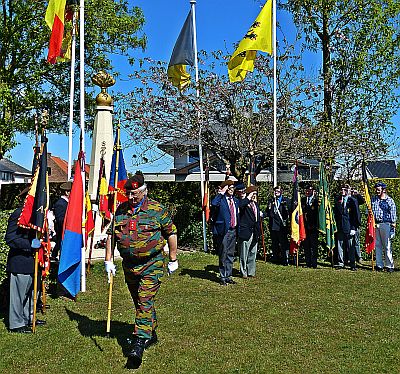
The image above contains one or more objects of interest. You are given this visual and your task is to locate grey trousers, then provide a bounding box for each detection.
[218,229,236,281]
[239,233,258,277]
[9,273,34,330]
[375,223,394,269]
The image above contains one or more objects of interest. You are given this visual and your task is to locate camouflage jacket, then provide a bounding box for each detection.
[108,197,177,261]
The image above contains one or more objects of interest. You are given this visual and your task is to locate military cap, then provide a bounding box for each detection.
[220,179,234,188]
[245,186,258,194]
[125,171,145,191]
[375,181,387,189]
[304,183,314,190]
[60,181,72,191]
[235,183,246,191]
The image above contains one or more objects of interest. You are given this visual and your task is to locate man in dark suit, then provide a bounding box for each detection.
[333,184,359,270]
[301,184,319,268]
[238,186,261,278]
[52,181,72,260]
[350,188,365,263]
[211,179,240,285]
[266,186,291,265]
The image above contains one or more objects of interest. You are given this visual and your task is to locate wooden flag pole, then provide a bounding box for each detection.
[32,233,41,333]
[106,119,121,337]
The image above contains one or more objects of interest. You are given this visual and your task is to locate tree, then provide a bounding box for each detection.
[121,44,313,180]
[0,0,146,158]
[283,0,400,175]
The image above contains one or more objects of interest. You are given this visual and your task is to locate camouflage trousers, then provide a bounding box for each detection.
[123,253,164,339]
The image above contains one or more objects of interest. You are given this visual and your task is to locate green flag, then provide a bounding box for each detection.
[318,162,337,251]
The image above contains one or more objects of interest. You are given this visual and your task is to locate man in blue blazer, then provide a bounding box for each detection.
[211,179,239,285]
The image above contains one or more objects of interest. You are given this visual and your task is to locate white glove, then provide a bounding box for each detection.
[31,238,41,249]
[390,227,395,240]
[104,260,116,283]
[350,230,356,236]
[167,260,179,275]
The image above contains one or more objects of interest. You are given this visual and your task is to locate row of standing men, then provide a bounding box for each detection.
[210,180,397,285]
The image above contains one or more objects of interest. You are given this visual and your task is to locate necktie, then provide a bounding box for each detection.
[251,202,257,221]
[229,198,236,228]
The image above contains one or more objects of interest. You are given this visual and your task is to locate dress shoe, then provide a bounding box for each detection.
[10,326,32,334]
[144,330,158,349]
[126,337,146,369]
[226,278,236,284]
[219,280,227,286]
[387,268,394,273]
[29,319,46,327]
[350,267,357,272]
[375,266,383,272]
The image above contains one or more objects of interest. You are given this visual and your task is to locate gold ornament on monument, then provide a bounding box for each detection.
[92,71,116,106]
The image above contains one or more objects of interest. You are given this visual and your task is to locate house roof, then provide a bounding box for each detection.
[367,160,398,179]
[0,159,31,175]
[47,153,90,183]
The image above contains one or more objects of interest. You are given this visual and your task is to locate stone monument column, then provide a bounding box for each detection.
[88,71,115,199]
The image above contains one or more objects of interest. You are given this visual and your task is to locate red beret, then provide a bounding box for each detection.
[124,171,145,191]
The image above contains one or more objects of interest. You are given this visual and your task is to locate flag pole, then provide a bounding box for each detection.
[79,0,86,292]
[68,9,78,180]
[190,0,207,253]
[272,0,277,186]
[106,119,121,337]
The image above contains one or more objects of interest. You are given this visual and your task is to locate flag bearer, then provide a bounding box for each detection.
[105,172,178,369]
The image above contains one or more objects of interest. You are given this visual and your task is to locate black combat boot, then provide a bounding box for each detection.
[144,330,158,349]
[126,337,146,369]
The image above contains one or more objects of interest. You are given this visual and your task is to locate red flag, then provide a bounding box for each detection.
[45,0,67,64]
[362,161,375,254]
[98,160,111,223]
[290,164,306,254]
[202,165,210,222]
[18,137,49,233]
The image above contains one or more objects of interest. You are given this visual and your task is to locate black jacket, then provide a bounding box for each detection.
[333,195,359,234]
[238,198,261,241]
[266,196,291,231]
[301,196,319,231]
[5,208,35,274]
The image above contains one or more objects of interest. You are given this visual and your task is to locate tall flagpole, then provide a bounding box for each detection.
[191,0,207,252]
[79,0,86,292]
[272,0,277,186]
[68,9,78,180]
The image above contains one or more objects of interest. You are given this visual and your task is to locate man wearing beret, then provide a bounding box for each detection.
[371,182,397,272]
[266,186,291,265]
[238,186,261,278]
[105,171,178,368]
[301,184,319,268]
[211,179,240,285]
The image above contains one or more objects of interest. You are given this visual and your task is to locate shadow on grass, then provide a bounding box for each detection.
[65,308,134,357]
[179,264,241,284]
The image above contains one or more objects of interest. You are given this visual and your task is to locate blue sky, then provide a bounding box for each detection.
[9,0,307,173]
[9,0,397,172]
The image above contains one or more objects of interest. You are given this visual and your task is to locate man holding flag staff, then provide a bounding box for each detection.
[105,171,178,369]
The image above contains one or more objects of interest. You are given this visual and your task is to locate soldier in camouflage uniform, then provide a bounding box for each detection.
[105,171,178,369]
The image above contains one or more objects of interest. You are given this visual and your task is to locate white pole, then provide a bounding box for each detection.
[191,0,207,252]
[67,10,78,181]
[272,0,277,186]
[79,0,86,292]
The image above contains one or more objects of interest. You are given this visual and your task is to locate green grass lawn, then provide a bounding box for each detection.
[1,252,400,374]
